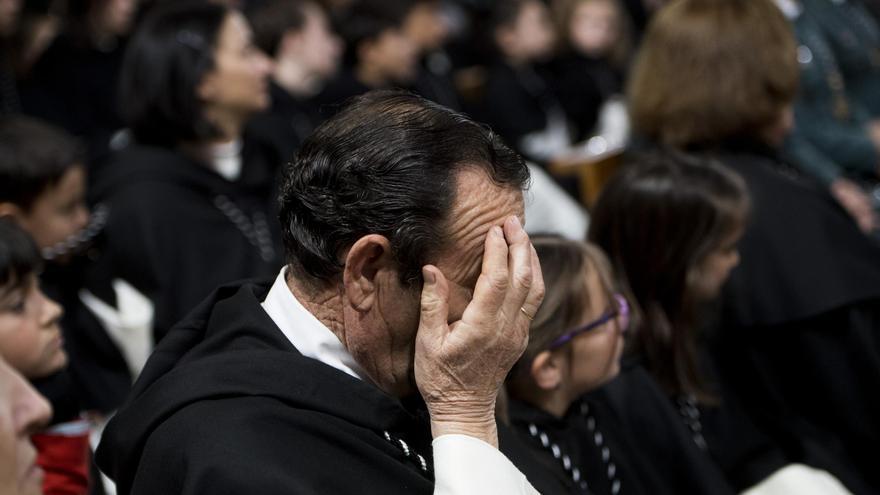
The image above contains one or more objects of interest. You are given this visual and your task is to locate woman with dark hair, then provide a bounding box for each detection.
[91,1,281,342]
[625,0,880,491]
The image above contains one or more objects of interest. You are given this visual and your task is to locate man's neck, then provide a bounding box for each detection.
[285,271,347,344]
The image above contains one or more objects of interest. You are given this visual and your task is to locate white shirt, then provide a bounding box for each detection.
[261,268,539,495]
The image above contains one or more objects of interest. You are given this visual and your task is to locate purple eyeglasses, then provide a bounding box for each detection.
[546,294,629,350]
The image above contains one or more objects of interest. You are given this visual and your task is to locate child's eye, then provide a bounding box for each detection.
[3,299,26,314]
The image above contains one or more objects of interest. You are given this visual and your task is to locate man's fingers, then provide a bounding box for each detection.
[501,216,533,319]
[463,225,509,322]
[519,243,545,323]
[419,265,451,337]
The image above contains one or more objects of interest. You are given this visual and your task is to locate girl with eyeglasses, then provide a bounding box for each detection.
[503,236,647,495]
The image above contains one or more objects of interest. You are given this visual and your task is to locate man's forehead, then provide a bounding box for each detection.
[436,168,525,285]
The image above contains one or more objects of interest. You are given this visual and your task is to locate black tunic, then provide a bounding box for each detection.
[505,398,659,495]
[96,281,439,495]
[88,142,283,341]
[590,363,739,495]
[550,52,619,141]
[702,144,880,493]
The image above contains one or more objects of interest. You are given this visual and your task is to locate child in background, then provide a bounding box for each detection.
[503,236,640,495]
[590,152,853,494]
[552,0,631,147]
[0,218,89,494]
[484,0,572,164]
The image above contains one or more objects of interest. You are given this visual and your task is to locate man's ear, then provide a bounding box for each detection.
[342,234,394,312]
[530,350,566,391]
[0,202,22,221]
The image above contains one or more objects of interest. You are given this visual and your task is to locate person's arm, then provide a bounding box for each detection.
[415,215,544,494]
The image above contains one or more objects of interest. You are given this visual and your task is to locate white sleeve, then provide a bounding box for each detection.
[740,464,853,495]
[432,434,540,495]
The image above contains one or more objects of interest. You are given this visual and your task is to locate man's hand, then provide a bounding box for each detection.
[414,216,545,448]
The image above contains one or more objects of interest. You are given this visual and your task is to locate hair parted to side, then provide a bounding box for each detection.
[627,0,798,148]
[0,219,42,293]
[509,235,621,377]
[0,116,84,210]
[279,90,530,286]
[589,151,749,399]
[118,1,229,147]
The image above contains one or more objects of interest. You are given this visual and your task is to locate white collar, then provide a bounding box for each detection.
[260,267,366,380]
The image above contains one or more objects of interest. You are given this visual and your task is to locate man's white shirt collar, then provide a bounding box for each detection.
[261,267,366,380]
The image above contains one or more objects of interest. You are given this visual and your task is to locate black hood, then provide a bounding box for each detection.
[96,281,422,493]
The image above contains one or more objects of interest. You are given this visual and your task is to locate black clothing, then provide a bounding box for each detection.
[314,68,375,113]
[96,281,438,495]
[89,143,282,341]
[703,143,880,493]
[505,398,657,495]
[21,33,126,160]
[483,61,568,161]
[551,53,621,141]
[413,51,461,111]
[247,81,322,164]
[591,364,739,495]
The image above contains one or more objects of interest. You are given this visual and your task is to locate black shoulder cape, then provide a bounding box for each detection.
[96,281,437,494]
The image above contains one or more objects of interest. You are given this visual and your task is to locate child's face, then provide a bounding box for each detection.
[691,227,743,300]
[565,267,625,394]
[16,165,89,252]
[0,274,66,379]
[569,0,619,57]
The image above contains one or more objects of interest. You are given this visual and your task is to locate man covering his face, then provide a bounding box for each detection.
[96,90,545,494]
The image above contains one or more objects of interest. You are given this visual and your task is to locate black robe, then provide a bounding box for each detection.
[88,142,283,341]
[96,281,439,494]
[505,398,659,495]
[589,363,739,495]
[701,144,880,493]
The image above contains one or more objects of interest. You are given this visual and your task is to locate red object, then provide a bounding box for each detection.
[31,419,90,495]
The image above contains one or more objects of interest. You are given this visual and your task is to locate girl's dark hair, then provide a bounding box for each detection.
[118,1,229,147]
[589,151,749,399]
[0,219,41,292]
[510,235,620,375]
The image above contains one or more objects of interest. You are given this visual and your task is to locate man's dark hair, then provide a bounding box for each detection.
[0,116,84,210]
[279,90,529,285]
[247,0,313,57]
[0,219,41,292]
[118,1,229,147]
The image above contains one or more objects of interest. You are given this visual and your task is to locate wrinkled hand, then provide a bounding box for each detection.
[414,216,544,447]
[830,178,877,234]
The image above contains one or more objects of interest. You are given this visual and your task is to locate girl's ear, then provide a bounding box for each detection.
[530,350,566,391]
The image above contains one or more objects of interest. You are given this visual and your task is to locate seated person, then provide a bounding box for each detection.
[403,0,461,110]
[484,0,571,164]
[628,0,880,490]
[94,2,283,342]
[0,355,52,495]
[247,0,343,162]
[551,0,632,148]
[0,219,89,494]
[96,91,545,494]
[0,116,139,416]
[317,0,421,108]
[504,236,643,495]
